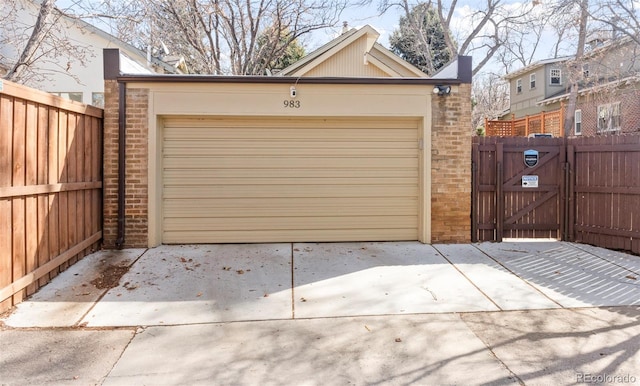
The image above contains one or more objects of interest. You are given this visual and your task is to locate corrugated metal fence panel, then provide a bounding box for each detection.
[162,117,420,243]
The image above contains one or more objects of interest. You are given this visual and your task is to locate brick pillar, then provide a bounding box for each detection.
[102,81,149,248]
[102,80,119,248]
[430,83,472,243]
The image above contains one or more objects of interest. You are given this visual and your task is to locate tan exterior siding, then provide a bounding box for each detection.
[162,117,419,243]
[303,36,390,77]
[430,84,472,243]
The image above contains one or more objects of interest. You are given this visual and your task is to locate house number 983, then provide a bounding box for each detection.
[283,100,301,108]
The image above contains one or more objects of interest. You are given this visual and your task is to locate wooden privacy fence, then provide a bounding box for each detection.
[570,135,640,253]
[472,134,640,254]
[0,80,103,312]
[485,105,564,137]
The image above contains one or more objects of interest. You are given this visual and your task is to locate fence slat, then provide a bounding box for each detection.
[0,79,103,311]
[37,105,49,287]
[25,102,38,295]
[0,95,13,311]
[12,99,27,304]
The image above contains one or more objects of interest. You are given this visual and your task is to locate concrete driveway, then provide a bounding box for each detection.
[3,241,639,328]
[2,241,640,385]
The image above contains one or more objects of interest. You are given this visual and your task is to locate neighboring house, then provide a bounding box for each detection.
[0,0,181,107]
[100,25,474,249]
[501,34,640,136]
[501,56,573,119]
[539,36,640,136]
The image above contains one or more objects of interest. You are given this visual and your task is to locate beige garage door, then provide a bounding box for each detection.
[162,117,420,243]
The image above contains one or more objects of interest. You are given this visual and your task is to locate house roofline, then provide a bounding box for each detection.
[113,73,463,85]
[504,56,573,80]
[27,0,177,74]
[537,74,640,106]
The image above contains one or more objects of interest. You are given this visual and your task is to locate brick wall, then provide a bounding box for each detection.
[103,81,149,248]
[578,84,640,136]
[430,84,472,243]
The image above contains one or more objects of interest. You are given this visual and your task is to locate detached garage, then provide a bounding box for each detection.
[102,25,472,248]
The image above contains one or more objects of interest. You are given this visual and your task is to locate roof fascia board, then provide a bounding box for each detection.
[116,73,462,85]
[364,53,403,77]
[371,43,427,77]
[504,57,573,80]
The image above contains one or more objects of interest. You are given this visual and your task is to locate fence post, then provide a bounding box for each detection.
[560,102,565,137]
[471,139,479,242]
[566,142,575,241]
[496,142,504,242]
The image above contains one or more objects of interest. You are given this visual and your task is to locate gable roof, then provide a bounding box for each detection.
[504,56,573,80]
[279,25,427,78]
[22,0,179,74]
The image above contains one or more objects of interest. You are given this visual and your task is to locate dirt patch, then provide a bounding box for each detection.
[90,264,130,289]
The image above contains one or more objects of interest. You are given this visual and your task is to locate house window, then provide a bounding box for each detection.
[530,74,536,89]
[92,92,105,108]
[51,92,83,103]
[574,110,582,135]
[516,79,522,93]
[597,102,621,133]
[550,69,561,85]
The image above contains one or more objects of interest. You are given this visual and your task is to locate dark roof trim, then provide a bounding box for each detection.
[116,74,462,85]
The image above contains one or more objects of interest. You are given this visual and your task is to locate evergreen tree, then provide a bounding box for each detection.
[256,29,306,74]
[389,3,454,75]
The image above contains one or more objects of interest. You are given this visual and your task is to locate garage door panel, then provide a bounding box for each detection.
[162,117,420,243]
[162,229,418,244]
[164,157,416,169]
[164,146,418,157]
[164,198,418,217]
[163,117,417,129]
[164,127,417,140]
[164,177,417,186]
[164,139,417,150]
[163,216,417,232]
[164,185,418,199]
[163,168,418,179]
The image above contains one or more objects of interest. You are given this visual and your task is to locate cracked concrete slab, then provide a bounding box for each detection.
[293,242,499,318]
[102,314,517,386]
[0,328,135,386]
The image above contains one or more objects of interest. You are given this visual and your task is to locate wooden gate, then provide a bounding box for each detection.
[472,137,567,242]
